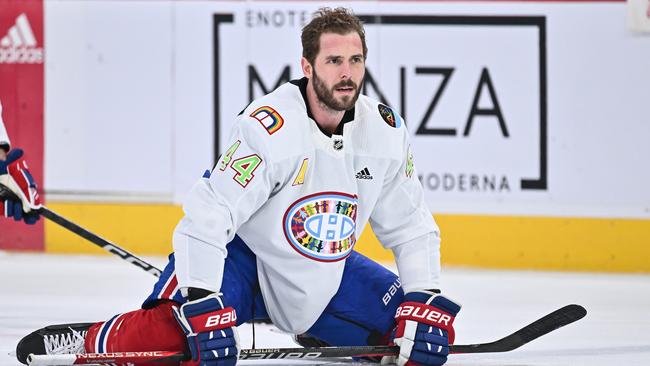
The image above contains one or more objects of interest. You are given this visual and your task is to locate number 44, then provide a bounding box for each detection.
[218,140,262,187]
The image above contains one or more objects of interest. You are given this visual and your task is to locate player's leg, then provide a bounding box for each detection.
[300,251,403,347]
[84,301,186,353]
[15,236,266,364]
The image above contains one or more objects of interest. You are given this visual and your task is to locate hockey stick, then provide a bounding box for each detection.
[0,183,163,277]
[26,304,587,365]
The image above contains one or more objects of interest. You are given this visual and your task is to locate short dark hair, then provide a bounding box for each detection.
[301,7,368,65]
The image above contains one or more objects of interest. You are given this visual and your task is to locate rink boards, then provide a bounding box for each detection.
[44,201,650,272]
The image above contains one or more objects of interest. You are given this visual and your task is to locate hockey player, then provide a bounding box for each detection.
[16,8,460,366]
[0,100,41,224]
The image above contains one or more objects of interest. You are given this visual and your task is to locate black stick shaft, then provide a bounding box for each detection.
[239,345,398,359]
[450,304,587,353]
[37,206,162,277]
[1,182,162,277]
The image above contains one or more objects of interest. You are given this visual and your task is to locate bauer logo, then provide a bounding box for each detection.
[282,192,358,262]
[396,305,452,326]
[0,13,43,64]
[204,309,237,328]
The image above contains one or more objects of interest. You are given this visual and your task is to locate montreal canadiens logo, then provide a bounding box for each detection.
[283,192,358,262]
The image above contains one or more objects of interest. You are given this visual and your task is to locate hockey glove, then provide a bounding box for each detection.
[172,293,240,366]
[0,148,41,224]
[388,291,461,366]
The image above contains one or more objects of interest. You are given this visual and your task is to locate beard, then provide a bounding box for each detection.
[312,69,362,112]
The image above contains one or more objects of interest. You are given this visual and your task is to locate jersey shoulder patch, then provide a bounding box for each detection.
[249,105,284,135]
[377,104,402,128]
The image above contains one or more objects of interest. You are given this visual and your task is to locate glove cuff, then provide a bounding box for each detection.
[404,291,461,316]
[179,294,238,333]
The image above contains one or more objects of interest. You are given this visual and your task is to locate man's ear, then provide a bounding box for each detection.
[301,57,312,79]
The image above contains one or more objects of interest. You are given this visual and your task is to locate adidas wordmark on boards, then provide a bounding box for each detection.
[0,13,43,64]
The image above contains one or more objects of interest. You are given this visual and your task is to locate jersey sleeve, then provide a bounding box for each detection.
[173,117,276,293]
[368,127,442,292]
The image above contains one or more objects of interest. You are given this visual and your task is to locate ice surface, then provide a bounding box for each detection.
[1,251,649,366]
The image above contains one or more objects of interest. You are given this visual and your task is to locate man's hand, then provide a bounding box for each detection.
[0,148,41,224]
[388,291,461,366]
[172,293,240,366]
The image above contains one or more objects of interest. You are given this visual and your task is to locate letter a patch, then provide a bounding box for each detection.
[292,158,309,186]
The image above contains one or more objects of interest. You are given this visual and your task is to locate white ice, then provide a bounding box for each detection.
[1,251,649,366]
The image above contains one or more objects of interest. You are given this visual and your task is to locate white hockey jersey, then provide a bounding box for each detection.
[173,78,441,334]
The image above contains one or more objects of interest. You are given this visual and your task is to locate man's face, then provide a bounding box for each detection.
[308,32,365,111]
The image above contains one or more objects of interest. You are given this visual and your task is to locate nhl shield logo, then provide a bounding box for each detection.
[333,138,344,151]
[283,192,358,262]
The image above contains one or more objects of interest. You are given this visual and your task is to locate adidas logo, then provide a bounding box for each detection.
[0,13,43,64]
[355,167,373,180]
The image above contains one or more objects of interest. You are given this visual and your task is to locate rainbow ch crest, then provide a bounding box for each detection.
[250,106,284,135]
[283,192,358,262]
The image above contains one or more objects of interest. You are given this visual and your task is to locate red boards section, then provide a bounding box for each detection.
[0,0,44,250]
